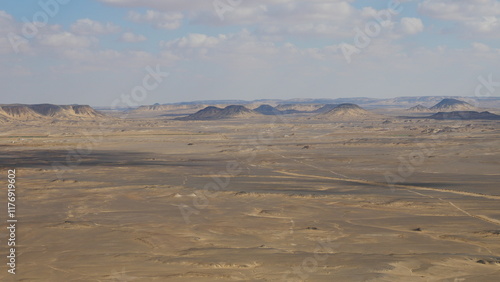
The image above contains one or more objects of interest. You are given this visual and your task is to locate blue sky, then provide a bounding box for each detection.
[0,0,499,106]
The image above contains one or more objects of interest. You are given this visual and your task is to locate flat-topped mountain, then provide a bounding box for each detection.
[0,105,41,119]
[176,105,261,120]
[430,99,476,112]
[0,104,103,120]
[429,111,500,120]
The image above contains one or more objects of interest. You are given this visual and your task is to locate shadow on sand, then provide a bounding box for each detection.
[0,149,201,168]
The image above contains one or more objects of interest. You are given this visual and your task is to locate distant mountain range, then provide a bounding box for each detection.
[174,105,260,120]
[175,103,380,121]
[428,111,500,120]
[120,96,500,110]
[0,104,103,121]
[314,103,375,120]
[429,98,476,111]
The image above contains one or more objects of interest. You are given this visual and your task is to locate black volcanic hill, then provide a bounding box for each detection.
[181,106,223,120]
[407,104,430,112]
[0,104,103,120]
[254,104,282,115]
[223,105,257,116]
[253,104,300,115]
[430,99,476,111]
[176,105,261,120]
[316,103,374,119]
[313,104,339,113]
[428,111,500,120]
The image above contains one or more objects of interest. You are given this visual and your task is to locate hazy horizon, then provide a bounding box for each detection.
[1,94,497,108]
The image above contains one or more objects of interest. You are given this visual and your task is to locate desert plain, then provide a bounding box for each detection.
[0,104,499,281]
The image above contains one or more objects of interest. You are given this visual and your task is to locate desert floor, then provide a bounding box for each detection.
[0,115,499,281]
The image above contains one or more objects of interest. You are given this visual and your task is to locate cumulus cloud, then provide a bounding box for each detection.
[198,1,360,38]
[71,19,121,35]
[100,0,401,39]
[39,32,97,49]
[419,0,500,21]
[160,30,349,68]
[162,33,224,49]
[98,0,209,11]
[0,11,19,54]
[472,42,491,52]
[400,17,424,35]
[420,0,500,35]
[466,16,499,33]
[120,32,147,42]
[127,10,183,30]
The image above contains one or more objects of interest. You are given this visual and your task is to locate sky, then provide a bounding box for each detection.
[0,0,499,107]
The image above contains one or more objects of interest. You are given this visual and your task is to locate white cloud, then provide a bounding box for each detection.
[100,1,404,39]
[466,16,499,33]
[160,30,348,69]
[472,42,491,52]
[162,33,224,49]
[39,32,97,49]
[71,19,120,35]
[0,10,15,31]
[420,0,500,36]
[98,0,208,10]
[120,32,147,42]
[419,0,500,21]
[0,11,19,54]
[400,17,424,35]
[127,10,183,30]
[198,1,360,38]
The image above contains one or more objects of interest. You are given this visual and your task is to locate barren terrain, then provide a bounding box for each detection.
[0,112,499,281]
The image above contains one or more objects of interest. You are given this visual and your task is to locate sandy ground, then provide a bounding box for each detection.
[0,114,499,281]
